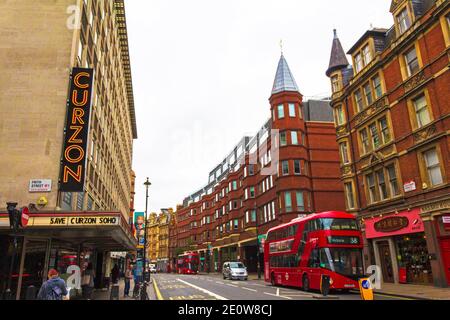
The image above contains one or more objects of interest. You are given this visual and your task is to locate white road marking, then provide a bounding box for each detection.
[264,292,292,300]
[242,287,257,292]
[215,281,225,285]
[227,284,239,288]
[177,279,229,300]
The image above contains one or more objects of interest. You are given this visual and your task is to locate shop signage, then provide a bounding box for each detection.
[374,216,409,233]
[444,216,450,231]
[59,67,94,192]
[365,208,424,239]
[328,236,360,245]
[29,179,52,192]
[32,216,119,227]
[403,180,416,193]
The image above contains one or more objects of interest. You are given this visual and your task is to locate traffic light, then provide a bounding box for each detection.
[6,202,20,233]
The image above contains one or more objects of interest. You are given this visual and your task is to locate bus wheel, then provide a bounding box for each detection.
[302,274,310,292]
[271,273,276,286]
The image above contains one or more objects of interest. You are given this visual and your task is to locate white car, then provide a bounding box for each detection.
[149,265,157,273]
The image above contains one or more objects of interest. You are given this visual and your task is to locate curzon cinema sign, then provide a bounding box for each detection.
[60,68,94,192]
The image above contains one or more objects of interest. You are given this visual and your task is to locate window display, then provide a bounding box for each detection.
[395,233,432,284]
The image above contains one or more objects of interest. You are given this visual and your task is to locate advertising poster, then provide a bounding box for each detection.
[134,212,145,249]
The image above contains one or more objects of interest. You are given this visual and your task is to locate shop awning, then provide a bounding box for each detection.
[0,211,137,251]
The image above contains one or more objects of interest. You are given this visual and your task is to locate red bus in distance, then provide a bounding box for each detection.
[264,211,364,292]
[176,252,200,275]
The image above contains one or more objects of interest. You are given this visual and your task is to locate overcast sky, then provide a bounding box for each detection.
[126,0,394,214]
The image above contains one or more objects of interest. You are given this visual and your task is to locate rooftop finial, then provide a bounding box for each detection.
[280,39,283,55]
[333,29,338,39]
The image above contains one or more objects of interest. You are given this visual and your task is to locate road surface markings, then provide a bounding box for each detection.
[215,281,225,285]
[177,278,229,300]
[227,284,239,288]
[264,292,292,299]
[153,279,164,300]
[242,287,257,292]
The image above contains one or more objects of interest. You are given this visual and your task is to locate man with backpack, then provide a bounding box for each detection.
[37,269,68,300]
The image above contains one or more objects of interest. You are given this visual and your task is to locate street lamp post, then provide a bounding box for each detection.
[142,178,151,300]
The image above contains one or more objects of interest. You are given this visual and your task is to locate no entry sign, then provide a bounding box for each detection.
[21,207,30,228]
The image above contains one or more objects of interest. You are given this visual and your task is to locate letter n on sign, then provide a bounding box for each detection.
[59,67,94,192]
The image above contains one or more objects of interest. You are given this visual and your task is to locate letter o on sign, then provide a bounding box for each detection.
[64,145,85,163]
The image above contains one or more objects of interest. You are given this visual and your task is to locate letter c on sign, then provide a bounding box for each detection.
[74,72,90,89]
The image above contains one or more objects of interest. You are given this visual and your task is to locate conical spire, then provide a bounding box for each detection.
[326,29,349,77]
[271,54,300,95]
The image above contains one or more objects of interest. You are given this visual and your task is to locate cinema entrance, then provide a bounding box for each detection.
[0,211,136,299]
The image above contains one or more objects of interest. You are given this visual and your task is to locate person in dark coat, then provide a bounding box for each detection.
[111,264,120,284]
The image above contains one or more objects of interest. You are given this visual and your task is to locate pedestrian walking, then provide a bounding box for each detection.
[81,263,95,300]
[37,269,68,300]
[124,265,133,297]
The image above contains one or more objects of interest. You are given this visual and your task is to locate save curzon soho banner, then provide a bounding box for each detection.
[60,68,94,192]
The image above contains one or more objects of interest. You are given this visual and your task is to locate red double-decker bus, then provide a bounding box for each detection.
[176,252,199,275]
[264,211,364,292]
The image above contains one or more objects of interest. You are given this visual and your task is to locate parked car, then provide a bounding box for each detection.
[222,262,248,280]
[149,265,157,273]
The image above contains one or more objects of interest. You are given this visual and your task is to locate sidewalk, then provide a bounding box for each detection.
[373,283,450,300]
[90,279,157,301]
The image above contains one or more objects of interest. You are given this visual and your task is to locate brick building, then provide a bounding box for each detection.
[172,53,346,273]
[326,0,449,287]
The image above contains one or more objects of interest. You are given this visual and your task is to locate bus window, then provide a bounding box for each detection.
[308,249,320,268]
[319,218,359,231]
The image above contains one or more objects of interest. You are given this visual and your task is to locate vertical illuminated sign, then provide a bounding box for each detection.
[60,68,94,192]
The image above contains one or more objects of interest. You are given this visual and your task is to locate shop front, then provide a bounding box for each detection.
[420,198,450,287]
[0,211,136,299]
[364,208,433,285]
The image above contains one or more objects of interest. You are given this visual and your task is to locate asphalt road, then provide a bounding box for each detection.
[151,273,407,301]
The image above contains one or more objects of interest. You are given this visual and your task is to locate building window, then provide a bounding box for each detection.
[232,181,238,190]
[280,132,287,146]
[413,94,431,128]
[378,117,391,144]
[339,142,350,164]
[386,164,400,196]
[372,75,383,99]
[331,75,340,93]
[360,129,370,155]
[296,192,304,211]
[355,53,363,73]
[404,46,420,77]
[291,131,298,145]
[282,161,289,176]
[366,173,377,203]
[278,104,285,119]
[234,219,239,230]
[362,44,372,66]
[87,195,94,211]
[369,123,381,149]
[354,89,364,112]
[334,105,345,126]
[251,209,256,222]
[344,183,355,209]
[376,169,388,200]
[249,186,255,198]
[294,160,301,175]
[423,148,443,186]
[62,192,73,210]
[248,164,255,175]
[289,103,296,117]
[397,7,411,34]
[363,82,373,106]
[285,192,292,213]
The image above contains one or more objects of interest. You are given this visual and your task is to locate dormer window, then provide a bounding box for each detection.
[396,7,411,34]
[362,45,372,66]
[355,53,364,73]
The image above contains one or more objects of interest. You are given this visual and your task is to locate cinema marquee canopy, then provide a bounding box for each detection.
[60,67,94,192]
